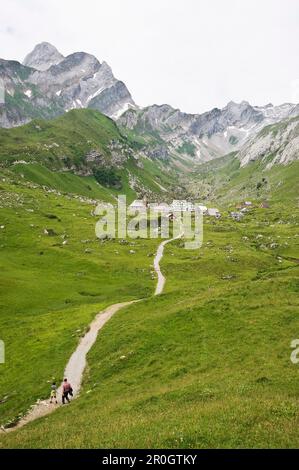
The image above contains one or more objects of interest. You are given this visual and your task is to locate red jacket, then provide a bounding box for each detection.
[63,382,72,392]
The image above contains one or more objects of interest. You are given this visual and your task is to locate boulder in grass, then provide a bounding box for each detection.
[43,228,57,236]
[221,274,236,280]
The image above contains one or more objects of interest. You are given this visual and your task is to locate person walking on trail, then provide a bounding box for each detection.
[50,382,58,404]
[62,378,73,404]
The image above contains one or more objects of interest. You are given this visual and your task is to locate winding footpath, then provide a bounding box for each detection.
[154,232,184,295]
[2,232,182,433]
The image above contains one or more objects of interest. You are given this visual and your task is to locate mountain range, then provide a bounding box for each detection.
[119,101,299,162]
[0,42,298,171]
[0,42,135,128]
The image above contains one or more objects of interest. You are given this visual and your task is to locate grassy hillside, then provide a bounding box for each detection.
[0,170,160,427]
[0,109,177,200]
[188,114,299,206]
[11,163,116,202]
[0,175,298,446]
[0,112,298,448]
[188,153,299,206]
[0,109,120,166]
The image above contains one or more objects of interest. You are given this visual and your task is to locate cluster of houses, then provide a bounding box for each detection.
[129,199,221,218]
[229,200,269,221]
[230,201,252,221]
[126,196,273,225]
[128,198,270,223]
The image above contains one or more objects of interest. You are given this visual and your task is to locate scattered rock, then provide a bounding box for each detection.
[0,395,9,404]
[270,243,279,249]
[43,228,56,236]
[221,274,236,280]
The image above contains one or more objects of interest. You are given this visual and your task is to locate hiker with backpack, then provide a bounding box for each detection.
[62,378,73,404]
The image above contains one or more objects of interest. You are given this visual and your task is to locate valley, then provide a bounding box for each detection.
[0,41,298,449]
[0,177,298,447]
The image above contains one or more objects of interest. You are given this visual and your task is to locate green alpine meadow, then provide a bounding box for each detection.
[0,0,298,453]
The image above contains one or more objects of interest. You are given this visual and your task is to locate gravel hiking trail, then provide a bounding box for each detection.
[1,233,182,433]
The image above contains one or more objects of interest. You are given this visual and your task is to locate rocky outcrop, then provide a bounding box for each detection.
[0,43,136,127]
[144,145,170,161]
[0,59,64,127]
[88,80,134,119]
[238,115,299,167]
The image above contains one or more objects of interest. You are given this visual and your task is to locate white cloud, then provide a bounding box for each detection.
[0,0,298,113]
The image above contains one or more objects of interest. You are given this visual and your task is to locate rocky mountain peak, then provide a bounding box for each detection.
[48,51,101,78]
[0,43,136,126]
[100,61,112,73]
[225,100,250,110]
[23,42,64,71]
[222,99,263,126]
[226,100,237,107]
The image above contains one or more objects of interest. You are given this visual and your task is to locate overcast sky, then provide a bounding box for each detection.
[1,0,298,113]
